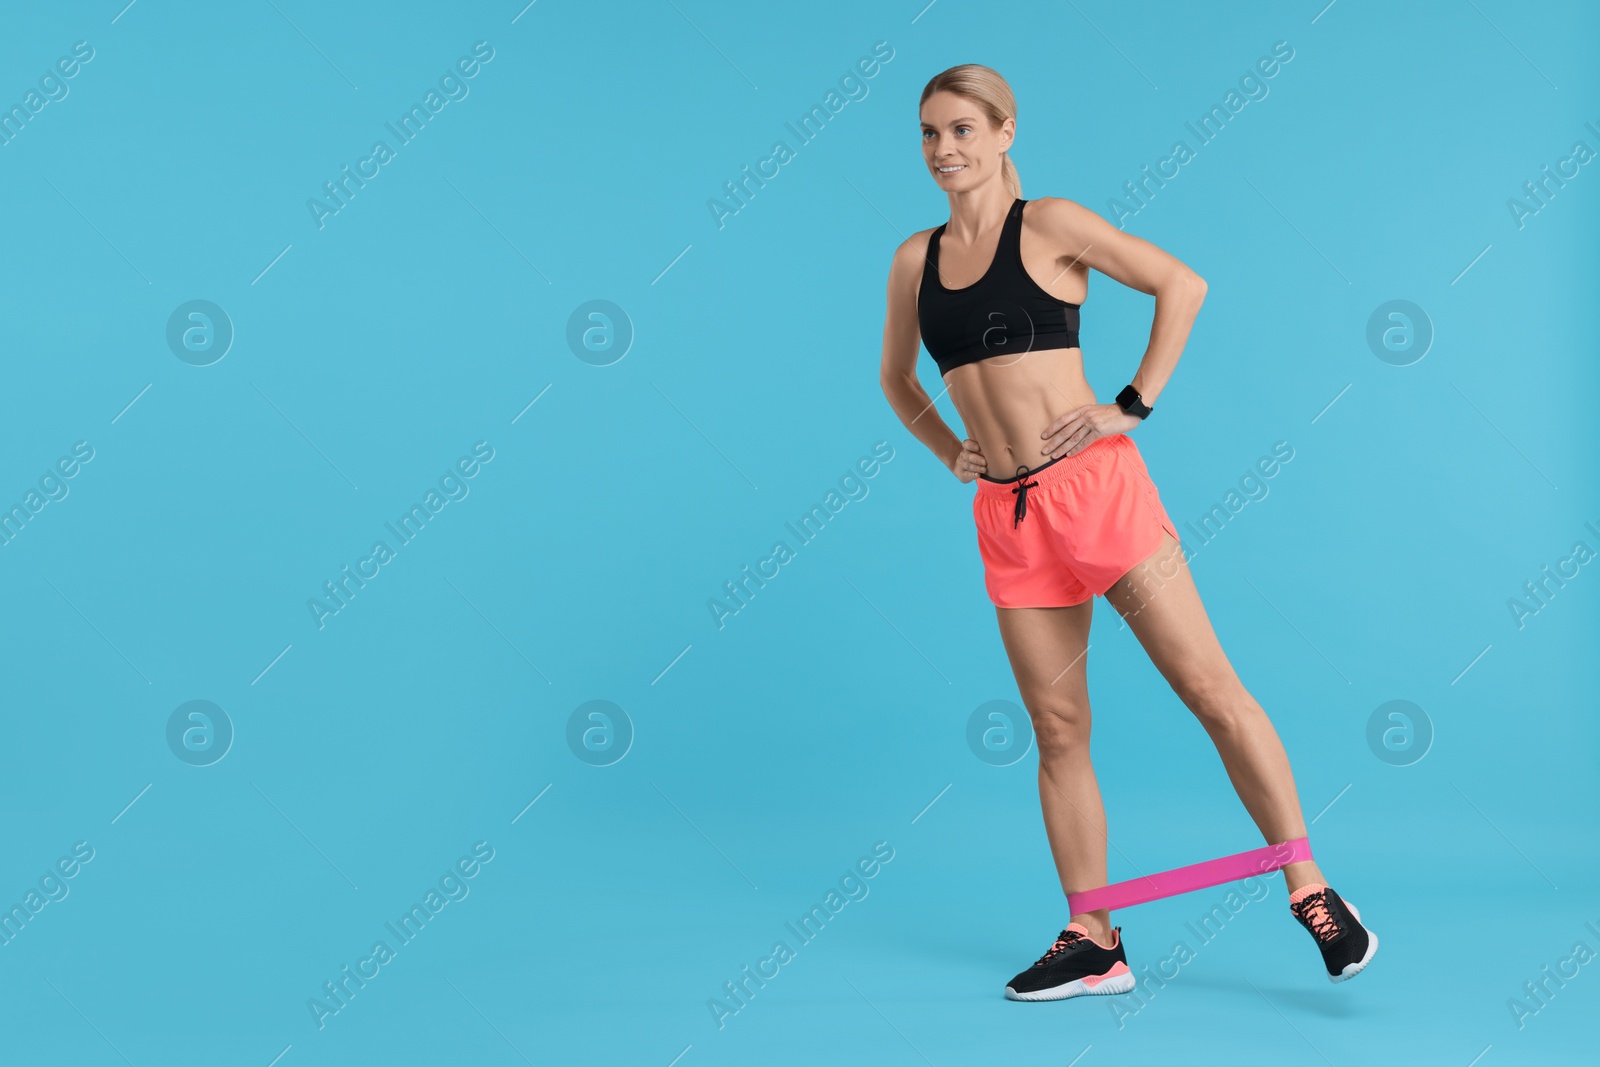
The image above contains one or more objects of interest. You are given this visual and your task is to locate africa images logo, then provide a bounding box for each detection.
[308,441,495,630]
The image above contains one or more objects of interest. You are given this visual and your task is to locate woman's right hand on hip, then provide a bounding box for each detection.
[950,437,987,484]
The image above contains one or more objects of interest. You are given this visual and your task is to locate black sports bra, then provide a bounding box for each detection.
[916,198,1081,377]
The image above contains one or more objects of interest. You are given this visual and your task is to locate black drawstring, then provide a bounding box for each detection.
[1011,467,1040,529]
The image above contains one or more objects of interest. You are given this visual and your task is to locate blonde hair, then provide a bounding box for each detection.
[919,64,1021,199]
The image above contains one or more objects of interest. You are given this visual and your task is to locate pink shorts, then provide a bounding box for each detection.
[973,433,1180,608]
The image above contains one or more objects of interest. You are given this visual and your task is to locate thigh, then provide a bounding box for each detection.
[1052,436,1180,600]
[1101,532,1238,704]
[994,600,1096,711]
[974,485,1093,609]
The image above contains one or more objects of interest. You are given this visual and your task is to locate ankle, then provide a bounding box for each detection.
[1281,861,1325,895]
[1070,913,1115,945]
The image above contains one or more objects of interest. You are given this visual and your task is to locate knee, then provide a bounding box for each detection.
[1174,672,1246,730]
[1028,701,1091,761]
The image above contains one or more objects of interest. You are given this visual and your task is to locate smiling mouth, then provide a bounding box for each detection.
[937,164,966,174]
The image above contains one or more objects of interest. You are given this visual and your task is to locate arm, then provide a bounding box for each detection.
[1031,197,1207,458]
[878,235,984,480]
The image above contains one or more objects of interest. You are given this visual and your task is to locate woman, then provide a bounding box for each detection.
[877,64,1378,1002]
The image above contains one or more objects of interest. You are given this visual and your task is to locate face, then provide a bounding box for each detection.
[920,90,1012,190]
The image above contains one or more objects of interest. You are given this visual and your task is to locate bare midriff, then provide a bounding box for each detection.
[942,345,1097,480]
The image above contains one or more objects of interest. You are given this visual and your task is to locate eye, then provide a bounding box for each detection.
[956,125,972,136]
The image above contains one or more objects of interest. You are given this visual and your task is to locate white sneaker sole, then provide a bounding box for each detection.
[1328,900,1379,983]
[1005,967,1136,1001]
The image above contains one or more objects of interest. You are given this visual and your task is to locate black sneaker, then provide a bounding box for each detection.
[1004,922,1135,1001]
[1290,883,1378,983]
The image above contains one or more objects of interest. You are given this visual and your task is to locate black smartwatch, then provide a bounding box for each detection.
[1116,384,1152,420]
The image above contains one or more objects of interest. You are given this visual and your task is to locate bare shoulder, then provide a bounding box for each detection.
[1025,195,1203,294]
[1020,196,1110,253]
[887,226,938,284]
[892,226,938,264]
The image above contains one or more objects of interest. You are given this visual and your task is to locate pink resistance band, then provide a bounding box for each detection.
[1066,837,1313,915]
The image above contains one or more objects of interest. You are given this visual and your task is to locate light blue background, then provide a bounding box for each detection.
[1,1,1595,1064]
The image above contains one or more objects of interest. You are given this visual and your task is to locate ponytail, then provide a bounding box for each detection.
[1001,151,1022,199]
